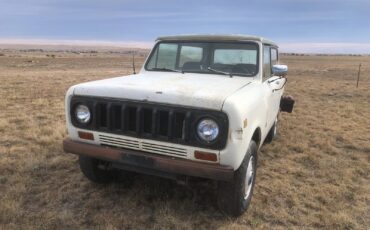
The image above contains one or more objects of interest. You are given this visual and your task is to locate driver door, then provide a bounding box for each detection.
[262,45,284,132]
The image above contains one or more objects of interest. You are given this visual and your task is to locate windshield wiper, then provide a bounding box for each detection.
[150,67,183,73]
[207,67,233,78]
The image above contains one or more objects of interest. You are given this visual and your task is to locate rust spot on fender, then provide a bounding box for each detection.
[243,119,248,128]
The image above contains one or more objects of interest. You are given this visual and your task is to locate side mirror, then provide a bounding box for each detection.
[272,65,288,77]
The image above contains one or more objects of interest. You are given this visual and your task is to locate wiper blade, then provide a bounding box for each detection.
[150,67,183,73]
[207,67,233,78]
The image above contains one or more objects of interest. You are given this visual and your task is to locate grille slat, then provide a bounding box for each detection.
[136,106,142,134]
[99,134,187,158]
[100,140,140,149]
[92,102,98,127]
[142,142,187,151]
[158,110,169,136]
[120,105,126,131]
[99,136,139,145]
[151,109,157,137]
[184,111,191,141]
[107,102,112,130]
[99,103,108,128]
[168,110,174,140]
[101,141,140,150]
[141,147,186,156]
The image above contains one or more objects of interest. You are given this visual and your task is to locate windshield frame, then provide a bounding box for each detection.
[144,40,260,77]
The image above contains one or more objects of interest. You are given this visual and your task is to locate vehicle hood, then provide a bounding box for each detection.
[72,72,253,110]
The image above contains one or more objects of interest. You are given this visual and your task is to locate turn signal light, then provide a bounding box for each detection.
[78,131,94,140]
[194,151,217,162]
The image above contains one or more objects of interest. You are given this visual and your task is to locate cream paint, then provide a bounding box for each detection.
[65,37,286,171]
[72,72,254,110]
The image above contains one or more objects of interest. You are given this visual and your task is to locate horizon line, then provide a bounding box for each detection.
[0,38,370,54]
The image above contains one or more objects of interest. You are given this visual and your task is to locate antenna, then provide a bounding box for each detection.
[132,50,136,74]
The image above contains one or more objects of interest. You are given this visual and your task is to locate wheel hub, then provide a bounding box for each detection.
[244,156,254,199]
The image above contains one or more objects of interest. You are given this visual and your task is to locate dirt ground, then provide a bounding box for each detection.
[0,50,369,229]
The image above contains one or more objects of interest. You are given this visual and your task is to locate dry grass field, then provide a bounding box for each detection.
[0,49,369,229]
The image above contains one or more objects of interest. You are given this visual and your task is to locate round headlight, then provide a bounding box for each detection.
[197,119,219,142]
[75,104,91,124]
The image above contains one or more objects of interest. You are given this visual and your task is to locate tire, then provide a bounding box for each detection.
[79,155,114,184]
[217,141,258,216]
[264,117,278,144]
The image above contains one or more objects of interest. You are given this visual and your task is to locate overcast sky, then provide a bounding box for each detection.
[0,0,369,53]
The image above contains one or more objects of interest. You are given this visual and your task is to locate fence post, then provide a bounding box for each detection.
[356,63,361,88]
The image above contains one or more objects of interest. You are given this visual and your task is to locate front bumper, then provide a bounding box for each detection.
[63,138,234,181]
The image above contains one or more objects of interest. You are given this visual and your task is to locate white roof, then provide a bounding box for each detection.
[156,34,278,47]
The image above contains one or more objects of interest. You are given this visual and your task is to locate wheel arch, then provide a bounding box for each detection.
[251,127,262,149]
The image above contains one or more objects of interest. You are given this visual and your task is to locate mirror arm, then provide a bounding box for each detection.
[268,76,282,83]
[272,77,288,92]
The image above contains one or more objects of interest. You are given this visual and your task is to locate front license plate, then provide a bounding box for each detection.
[121,153,155,167]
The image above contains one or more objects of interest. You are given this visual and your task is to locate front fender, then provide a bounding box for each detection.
[220,82,266,170]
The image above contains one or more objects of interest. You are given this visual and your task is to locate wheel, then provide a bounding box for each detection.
[79,155,114,184]
[264,117,278,143]
[217,141,258,216]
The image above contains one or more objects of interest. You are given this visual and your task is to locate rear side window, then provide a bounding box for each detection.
[271,48,278,66]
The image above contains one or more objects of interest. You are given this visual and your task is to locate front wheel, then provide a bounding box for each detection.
[264,117,278,144]
[217,141,258,216]
[79,156,114,184]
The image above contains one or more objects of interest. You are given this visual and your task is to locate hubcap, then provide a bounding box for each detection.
[244,156,255,199]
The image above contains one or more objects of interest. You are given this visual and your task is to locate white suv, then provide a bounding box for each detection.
[63,34,294,216]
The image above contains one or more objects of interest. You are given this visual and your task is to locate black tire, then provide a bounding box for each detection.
[264,117,278,144]
[79,155,114,184]
[217,141,258,216]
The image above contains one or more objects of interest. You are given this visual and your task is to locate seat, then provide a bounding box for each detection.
[232,64,257,75]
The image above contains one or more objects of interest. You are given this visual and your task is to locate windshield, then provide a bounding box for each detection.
[145,42,259,77]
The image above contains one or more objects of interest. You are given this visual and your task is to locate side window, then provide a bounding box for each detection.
[271,48,278,66]
[263,45,271,81]
[147,43,178,69]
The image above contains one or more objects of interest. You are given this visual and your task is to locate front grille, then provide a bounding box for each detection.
[94,102,191,141]
[70,96,228,150]
[99,134,187,158]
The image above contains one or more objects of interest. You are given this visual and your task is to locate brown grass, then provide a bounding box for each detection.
[0,51,369,229]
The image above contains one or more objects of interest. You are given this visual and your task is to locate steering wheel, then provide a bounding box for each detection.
[232,64,252,75]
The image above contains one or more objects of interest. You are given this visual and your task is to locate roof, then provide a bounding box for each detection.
[156,34,278,47]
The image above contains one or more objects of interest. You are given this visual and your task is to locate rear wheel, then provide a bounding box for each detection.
[79,156,114,184]
[217,141,258,216]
